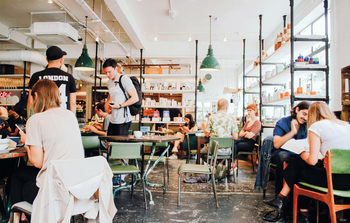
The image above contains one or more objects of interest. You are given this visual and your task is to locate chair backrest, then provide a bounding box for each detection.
[209,140,219,173]
[109,142,143,159]
[329,149,350,174]
[209,137,233,149]
[81,135,100,150]
[181,132,199,150]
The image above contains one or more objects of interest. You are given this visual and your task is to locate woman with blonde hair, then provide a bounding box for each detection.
[264,102,350,221]
[10,79,84,223]
[234,104,261,155]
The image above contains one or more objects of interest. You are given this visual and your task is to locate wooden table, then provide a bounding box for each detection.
[99,135,181,204]
[196,133,209,164]
[0,147,27,222]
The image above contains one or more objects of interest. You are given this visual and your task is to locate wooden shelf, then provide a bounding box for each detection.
[143,90,194,94]
[142,105,195,109]
[132,121,185,124]
[0,74,30,78]
[97,74,195,79]
[0,89,28,92]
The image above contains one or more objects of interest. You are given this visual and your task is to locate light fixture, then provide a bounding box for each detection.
[95,36,99,42]
[48,0,53,3]
[197,71,205,93]
[188,34,192,42]
[74,16,95,71]
[223,33,227,42]
[154,33,158,41]
[200,15,220,72]
[197,80,205,93]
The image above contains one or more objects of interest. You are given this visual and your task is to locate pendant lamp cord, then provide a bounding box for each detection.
[209,15,212,45]
[85,16,88,45]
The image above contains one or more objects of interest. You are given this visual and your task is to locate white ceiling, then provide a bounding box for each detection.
[0,0,321,68]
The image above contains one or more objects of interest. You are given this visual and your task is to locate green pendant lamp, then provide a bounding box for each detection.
[74,16,95,71]
[200,15,220,72]
[197,79,205,93]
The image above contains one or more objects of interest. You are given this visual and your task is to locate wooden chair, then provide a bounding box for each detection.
[177,140,220,208]
[293,149,350,223]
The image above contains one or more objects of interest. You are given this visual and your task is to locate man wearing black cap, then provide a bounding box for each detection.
[27,46,77,118]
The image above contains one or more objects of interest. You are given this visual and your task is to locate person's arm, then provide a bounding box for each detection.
[191,125,198,132]
[301,131,321,166]
[239,122,248,138]
[9,128,19,136]
[26,145,44,169]
[27,89,33,119]
[109,87,138,109]
[69,92,76,115]
[273,119,299,149]
[245,121,261,139]
[203,120,211,137]
[85,125,107,136]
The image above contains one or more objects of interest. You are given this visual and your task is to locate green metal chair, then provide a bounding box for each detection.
[293,149,350,223]
[109,142,147,209]
[208,137,235,182]
[236,135,261,176]
[177,140,220,208]
[138,142,169,186]
[81,135,101,157]
[180,132,199,163]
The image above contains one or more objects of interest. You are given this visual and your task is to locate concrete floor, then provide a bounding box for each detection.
[5,156,339,222]
[110,157,277,223]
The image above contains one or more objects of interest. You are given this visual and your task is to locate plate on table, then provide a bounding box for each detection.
[0,148,16,154]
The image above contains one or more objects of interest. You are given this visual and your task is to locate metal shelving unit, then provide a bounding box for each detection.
[290,0,329,105]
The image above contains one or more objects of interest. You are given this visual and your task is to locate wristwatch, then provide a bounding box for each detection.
[119,104,122,109]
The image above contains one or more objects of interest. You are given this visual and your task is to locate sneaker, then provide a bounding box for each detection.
[229,165,237,175]
[113,179,126,187]
[168,154,178,159]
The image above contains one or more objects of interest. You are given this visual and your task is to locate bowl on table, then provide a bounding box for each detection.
[0,139,10,150]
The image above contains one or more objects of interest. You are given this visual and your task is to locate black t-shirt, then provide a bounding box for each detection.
[28,68,77,110]
[7,116,25,135]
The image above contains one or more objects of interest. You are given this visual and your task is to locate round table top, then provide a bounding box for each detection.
[0,147,26,159]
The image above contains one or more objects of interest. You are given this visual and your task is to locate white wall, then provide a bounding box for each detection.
[330,0,350,111]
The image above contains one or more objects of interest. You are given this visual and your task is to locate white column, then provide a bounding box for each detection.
[330,0,350,111]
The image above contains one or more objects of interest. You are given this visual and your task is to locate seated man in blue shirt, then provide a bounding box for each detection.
[255,101,310,195]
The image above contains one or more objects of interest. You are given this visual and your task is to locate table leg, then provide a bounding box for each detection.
[144,144,170,194]
[197,137,201,164]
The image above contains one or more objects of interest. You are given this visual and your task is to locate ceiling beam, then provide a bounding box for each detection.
[104,0,147,51]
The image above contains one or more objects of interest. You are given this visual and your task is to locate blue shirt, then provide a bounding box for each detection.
[273,116,307,140]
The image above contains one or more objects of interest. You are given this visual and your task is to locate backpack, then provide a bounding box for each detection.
[118,75,142,116]
[13,91,28,118]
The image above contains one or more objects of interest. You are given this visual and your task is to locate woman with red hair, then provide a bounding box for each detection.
[234,104,261,155]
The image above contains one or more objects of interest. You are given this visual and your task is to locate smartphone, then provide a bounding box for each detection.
[109,102,114,105]
[15,124,25,133]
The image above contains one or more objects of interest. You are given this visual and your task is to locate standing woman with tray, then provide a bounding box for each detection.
[10,79,84,223]
[234,104,261,155]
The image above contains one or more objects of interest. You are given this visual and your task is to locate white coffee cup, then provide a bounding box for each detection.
[134,131,142,138]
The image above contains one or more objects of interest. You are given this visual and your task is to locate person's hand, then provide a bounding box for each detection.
[19,131,26,144]
[245,132,255,139]
[291,119,300,135]
[182,126,189,132]
[109,101,120,109]
[92,122,99,127]
[201,122,206,129]
[300,151,308,160]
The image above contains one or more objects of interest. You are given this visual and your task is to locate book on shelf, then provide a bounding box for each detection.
[281,138,323,159]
